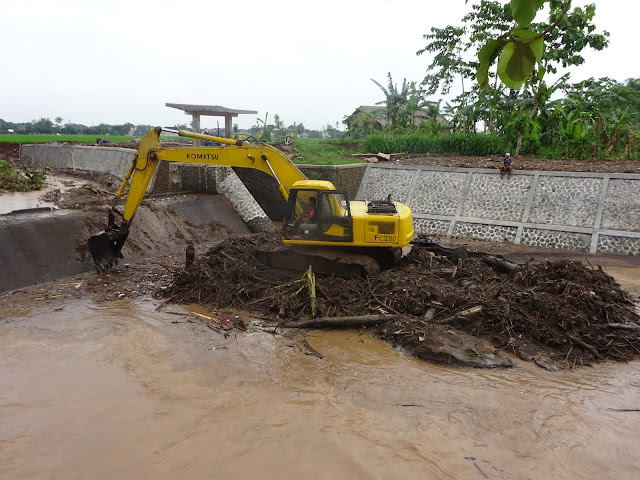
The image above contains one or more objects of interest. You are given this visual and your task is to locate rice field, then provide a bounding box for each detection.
[293,138,361,165]
[0,134,132,144]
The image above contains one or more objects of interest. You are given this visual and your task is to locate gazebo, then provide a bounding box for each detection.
[165,103,258,146]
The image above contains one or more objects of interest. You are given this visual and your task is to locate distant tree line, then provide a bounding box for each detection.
[0,115,344,141]
[0,117,137,136]
[245,113,344,141]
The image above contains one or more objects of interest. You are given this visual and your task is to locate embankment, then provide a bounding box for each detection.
[19,144,275,233]
[0,196,250,292]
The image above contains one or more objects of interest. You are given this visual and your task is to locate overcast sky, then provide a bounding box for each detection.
[0,0,634,131]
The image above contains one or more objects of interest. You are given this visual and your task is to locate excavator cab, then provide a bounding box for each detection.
[283,188,354,243]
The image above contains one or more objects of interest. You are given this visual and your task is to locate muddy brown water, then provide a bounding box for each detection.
[2,269,640,479]
[0,174,86,215]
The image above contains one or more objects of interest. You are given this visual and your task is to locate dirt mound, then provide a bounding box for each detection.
[165,233,297,307]
[0,143,20,162]
[41,183,114,211]
[163,234,640,369]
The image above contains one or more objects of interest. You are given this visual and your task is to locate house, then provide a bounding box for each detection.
[131,125,151,136]
[344,106,451,136]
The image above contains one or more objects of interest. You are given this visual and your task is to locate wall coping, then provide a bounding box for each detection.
[364,163,640,180]
[297,163,366,171]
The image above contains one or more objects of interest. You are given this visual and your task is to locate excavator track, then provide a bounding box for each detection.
[255,245,400,278]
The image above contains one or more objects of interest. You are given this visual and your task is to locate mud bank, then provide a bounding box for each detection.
[0,195,250,292]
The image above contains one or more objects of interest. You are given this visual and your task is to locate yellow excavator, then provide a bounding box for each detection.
[87,127,414,276]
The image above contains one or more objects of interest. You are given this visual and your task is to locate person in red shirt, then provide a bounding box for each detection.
[293,197,317,226]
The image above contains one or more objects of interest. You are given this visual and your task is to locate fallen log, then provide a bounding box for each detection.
[482,255,518,274]
[281,314,397,329]
[349,152,394,162]
[411,237,470,261]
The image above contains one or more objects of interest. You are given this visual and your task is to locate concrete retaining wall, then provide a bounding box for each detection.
[20,144,135,179]
[20,144,274,233]
[358,165,640,256]
[23,144,640,256]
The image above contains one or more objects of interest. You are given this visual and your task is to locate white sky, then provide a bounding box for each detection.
[0,0,634,131]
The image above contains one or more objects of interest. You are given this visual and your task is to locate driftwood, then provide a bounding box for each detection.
[423,307,438,320]
[438,305,483,324]
[569,335,601,358]
[303,339,323,358]
[410,238,469,262]
[282,314,397,329]
[349,152,394,162]
[482,255,518,274]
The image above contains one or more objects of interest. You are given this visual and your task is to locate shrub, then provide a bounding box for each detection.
[0,161,46,192]
[363,133,510,156]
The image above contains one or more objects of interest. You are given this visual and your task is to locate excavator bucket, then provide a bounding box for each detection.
[87,227,129,272]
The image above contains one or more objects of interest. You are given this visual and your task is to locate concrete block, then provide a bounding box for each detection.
[528,175,602,227]
[601,178,640,232]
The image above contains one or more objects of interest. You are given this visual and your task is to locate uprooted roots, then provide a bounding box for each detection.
[163,234,640,367]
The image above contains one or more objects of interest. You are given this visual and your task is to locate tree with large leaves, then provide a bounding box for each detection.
[476,0,609,90]
[418,1,608,154]
[420,1,608,102]
[371,72,434,131]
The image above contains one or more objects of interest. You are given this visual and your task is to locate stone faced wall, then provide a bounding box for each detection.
[357,165,640,256]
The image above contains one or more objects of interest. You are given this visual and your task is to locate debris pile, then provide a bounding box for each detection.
[165,233,286,307]
[164,234,640,368]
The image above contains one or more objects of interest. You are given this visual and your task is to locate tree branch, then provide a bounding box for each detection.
[519,0,572,45]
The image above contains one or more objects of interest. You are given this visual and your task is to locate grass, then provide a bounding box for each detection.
[363,132,510,156]
[292,138,363,165]
[0,134,132,144]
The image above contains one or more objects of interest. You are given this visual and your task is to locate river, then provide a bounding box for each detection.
[1,273,639,479]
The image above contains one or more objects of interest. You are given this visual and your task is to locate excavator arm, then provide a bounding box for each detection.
[88,126,415,275]
[87,127,308,271]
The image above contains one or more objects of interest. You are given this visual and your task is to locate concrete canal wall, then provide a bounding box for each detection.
[19,145,640,256]
[357,164,640,256]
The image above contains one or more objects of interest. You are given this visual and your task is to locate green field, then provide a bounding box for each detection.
[293,138,362,165]
[0,134,133,144]
[0,134,366,166]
